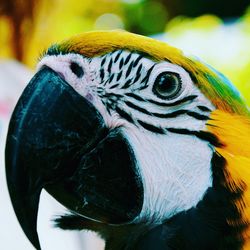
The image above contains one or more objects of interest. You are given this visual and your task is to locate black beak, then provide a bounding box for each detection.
[5,67,143,249]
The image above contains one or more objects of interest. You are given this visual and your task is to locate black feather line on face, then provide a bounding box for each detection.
[121,79,133,89]
[133,64,143,84]
[138,65,155,90]
[109,83,119,89]
[124,94,197,108]
[126,60,134,78]
[119,58,124,70]
[115,106,134,123]
[137,120,165,134]
[125,93,145,102]
[133,55,144,68]
[124,53,132,65]
[114,50,122,63]
[116,71,123,82]
[125,100,209,120]
[147,95,197,107]
[186,111,209,120]
[101,56,106,67]
[108,58,113,75]
[100,68,105,83]
[197,105,212,112]
[108,73,115,83]
[167,128,222,147]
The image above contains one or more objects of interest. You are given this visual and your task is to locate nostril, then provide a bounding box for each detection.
[70,62,84,78]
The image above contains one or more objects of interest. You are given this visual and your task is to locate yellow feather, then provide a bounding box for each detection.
[208,110,250,156]
[207,110,250,248]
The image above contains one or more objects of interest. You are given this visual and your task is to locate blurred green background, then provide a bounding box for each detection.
[0,0,250,103]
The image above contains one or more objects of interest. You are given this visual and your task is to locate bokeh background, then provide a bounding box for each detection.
[1,0,250,249]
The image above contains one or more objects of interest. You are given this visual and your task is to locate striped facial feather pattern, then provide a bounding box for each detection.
[38,50,215,222]
[41,50,214,131]
[96,50,214,135]
[38,50,217,147]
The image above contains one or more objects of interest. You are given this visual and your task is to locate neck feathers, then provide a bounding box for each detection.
[207,109,250,249]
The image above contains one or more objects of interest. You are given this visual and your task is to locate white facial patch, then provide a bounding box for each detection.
[38,51,215,223]
[124,126,213,223]
[38,54,96,103]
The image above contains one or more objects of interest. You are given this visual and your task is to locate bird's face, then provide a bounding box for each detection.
[5,31,249,249]
[37,50,214,221]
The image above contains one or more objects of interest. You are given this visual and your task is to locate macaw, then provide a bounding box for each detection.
[5,31,250,250]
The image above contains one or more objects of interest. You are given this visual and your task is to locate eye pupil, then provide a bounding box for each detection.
[70,62,84,78]
[153,72,182,99]
[158,74,176,92]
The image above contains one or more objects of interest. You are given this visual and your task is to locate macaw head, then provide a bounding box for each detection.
[5,31,250,249]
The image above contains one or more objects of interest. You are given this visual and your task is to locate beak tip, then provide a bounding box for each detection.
[31,236,41,250]
[6,175,42,250]
[24,230,41,250]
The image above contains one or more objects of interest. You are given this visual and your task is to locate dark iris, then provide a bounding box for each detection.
[70,62,84,78]
[153,72,182,100]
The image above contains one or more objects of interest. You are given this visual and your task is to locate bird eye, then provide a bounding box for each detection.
[152,72,182,100]
[70,62,84,78]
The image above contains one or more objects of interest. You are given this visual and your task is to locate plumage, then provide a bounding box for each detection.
[208,110,250,249]
[5,30,250,250]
